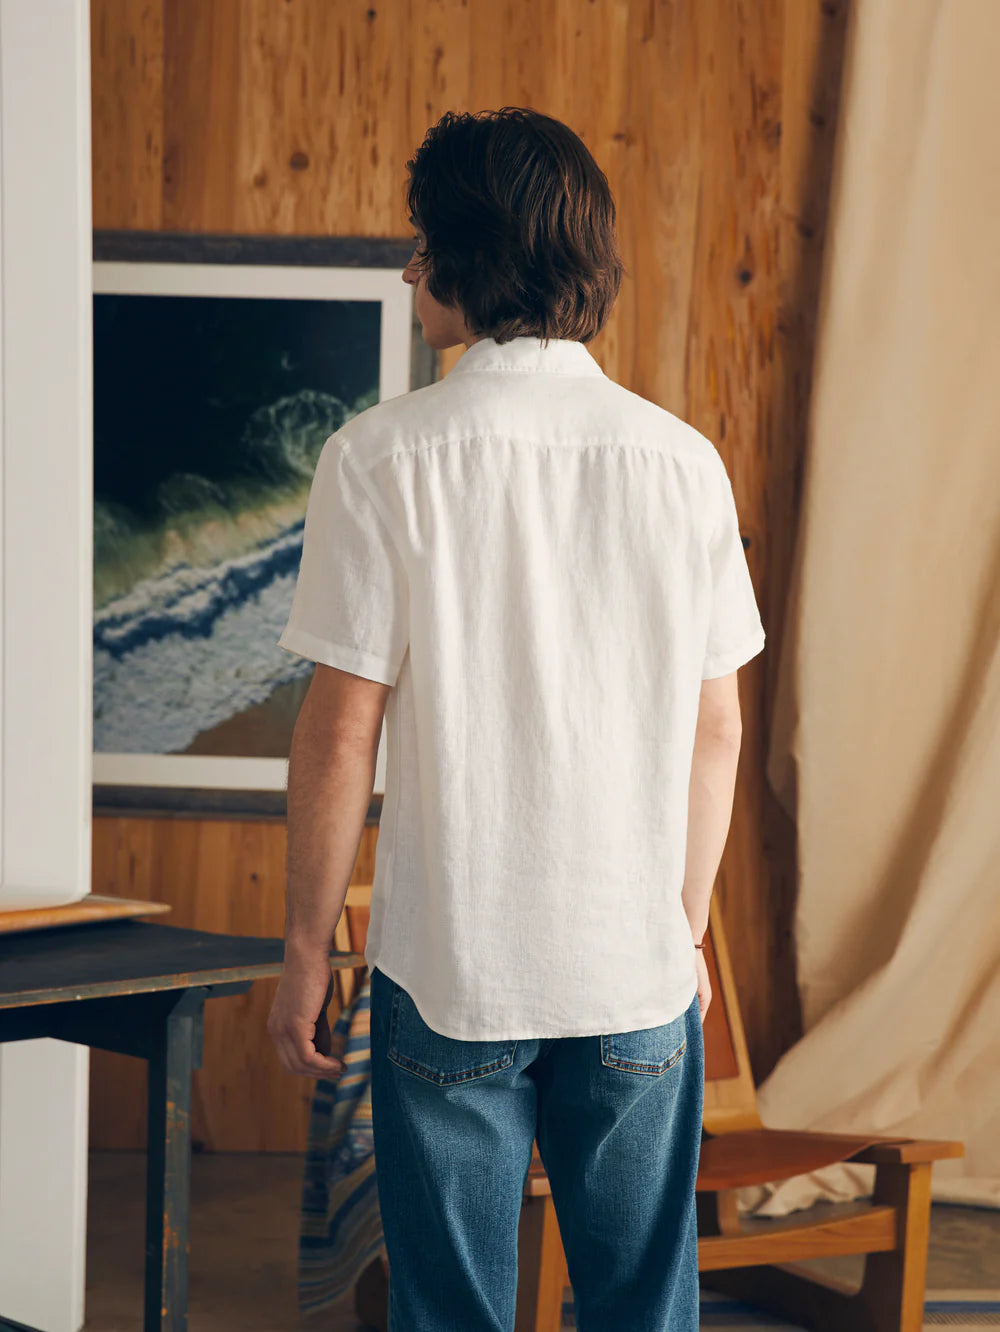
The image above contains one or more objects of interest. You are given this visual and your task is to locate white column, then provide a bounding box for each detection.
[0,1,94,1328]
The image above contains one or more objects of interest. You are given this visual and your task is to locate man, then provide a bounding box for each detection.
[268,107,765,1332]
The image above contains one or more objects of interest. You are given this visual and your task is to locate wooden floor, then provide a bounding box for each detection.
[84,1152,1000,1331]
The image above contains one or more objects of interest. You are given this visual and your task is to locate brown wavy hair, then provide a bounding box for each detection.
[405,108,625,344]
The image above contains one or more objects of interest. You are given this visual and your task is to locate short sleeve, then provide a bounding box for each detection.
[701,453,766,679]
[278,436,409,686]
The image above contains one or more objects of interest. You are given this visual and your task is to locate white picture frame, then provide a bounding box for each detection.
[90,233,432,813]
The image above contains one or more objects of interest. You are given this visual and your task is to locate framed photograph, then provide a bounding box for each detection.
[91,232,435,818]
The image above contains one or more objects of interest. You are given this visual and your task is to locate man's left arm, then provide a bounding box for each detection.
[267,662,389,1078]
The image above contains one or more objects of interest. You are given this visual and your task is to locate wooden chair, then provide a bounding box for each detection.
[336,886,962,1332]
[518,893,963,1331]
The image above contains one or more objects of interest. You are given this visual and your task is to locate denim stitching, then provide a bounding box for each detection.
[600,1034,687,1075]
[387,1045,517,1086]
[386,978,517,1085]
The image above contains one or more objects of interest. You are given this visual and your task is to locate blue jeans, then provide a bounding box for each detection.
[369,966,704,1331]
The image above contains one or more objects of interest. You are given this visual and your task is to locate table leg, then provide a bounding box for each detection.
[144,991,205,1332]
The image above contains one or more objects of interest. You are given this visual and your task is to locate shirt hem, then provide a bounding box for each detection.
[702,627,766,679]
[277,627,399,686]
[367,954,699,1041]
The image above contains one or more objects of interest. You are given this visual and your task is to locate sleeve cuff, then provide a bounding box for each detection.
[277,626,400,686]
[702,628,766,680]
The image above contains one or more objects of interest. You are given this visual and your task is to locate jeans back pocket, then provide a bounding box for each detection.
[387,979,517,1086]
[600,1010,687,1076]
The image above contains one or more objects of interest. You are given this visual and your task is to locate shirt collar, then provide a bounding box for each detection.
[448,335,605,378]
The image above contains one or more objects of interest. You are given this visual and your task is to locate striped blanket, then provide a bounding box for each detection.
[298,973,385,1314]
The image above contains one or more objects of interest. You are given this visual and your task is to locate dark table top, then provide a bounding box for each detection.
[0,920,364,1010]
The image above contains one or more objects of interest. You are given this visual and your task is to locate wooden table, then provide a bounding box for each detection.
[0,919,363,1332]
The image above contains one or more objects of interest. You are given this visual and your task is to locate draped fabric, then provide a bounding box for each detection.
[739,0,1000,1216]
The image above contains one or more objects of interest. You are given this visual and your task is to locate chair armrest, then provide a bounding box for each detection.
[848,1138,964,1165]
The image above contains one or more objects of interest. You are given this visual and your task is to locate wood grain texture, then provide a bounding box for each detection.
[697,1204,898,1272]
[90,0,165,229]
[89,0,850,1145]
[0,894,170,935]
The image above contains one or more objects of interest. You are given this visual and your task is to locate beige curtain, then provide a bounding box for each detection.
[739,0,1000,1216]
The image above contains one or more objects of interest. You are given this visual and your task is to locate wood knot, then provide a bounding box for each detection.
[289,151,309,171]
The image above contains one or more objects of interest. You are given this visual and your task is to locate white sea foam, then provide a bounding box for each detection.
[93,524,311,754]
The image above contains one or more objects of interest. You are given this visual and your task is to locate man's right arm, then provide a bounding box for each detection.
[682,670,744,956]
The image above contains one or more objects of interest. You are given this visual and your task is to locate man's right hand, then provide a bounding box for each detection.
[267,947,345,1079]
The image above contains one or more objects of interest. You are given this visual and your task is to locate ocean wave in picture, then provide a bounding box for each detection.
[94,387,370,609]
[93,522,312,754]
[240,387,358,484]
[93,380,378,756]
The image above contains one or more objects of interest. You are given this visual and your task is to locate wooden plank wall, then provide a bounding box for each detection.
[89,0,848,1151]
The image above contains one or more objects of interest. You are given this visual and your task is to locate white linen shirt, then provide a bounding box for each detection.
[278,334,765,1039]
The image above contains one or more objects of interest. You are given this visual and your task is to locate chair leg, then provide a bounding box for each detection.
[516,1194,568,1332]
[855,1161,933,1332]
[701,1162,934,1332]
[697,1189,742,1235]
